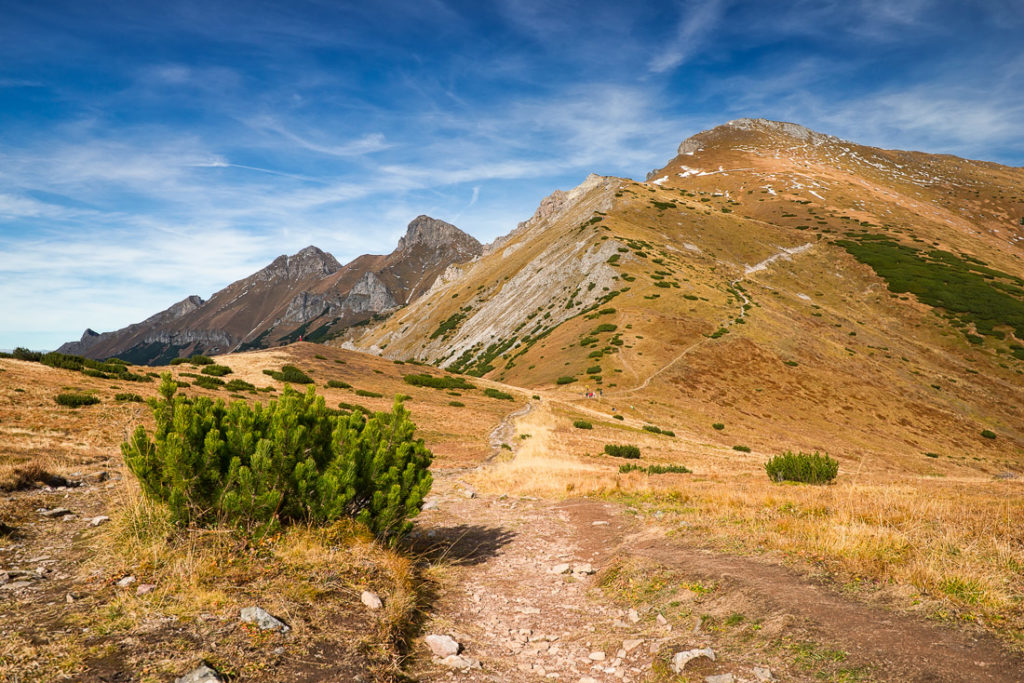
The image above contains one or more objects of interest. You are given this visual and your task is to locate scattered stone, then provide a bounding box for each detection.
[90,471,111,484]
[463,488,476,499]
[551,563,572,574]
[671,647,716,673]
[753,666,777,682]
[361,590,383,610]
[175,663,223,683]
[137,583,156,595]
[440,654,481,670]
[656,614,668,627]
[425,634,461,658]
[622,639,643,653]
[116,575,136,588]
[0,581,32,591]
[39,507,72,518]
[627,608,640,623]
[89,516,110,527]
[588,651,606,661]
[66,592,75,603]
[706,675,735,683]
[422,499,439,511]
[0,571,9,585]
[591,520,609,526]
[240,606,290,633]
[573,562,595,576]
[579,678,599,683]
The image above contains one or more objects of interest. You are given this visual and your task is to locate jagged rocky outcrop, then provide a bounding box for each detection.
[60,216,480,364]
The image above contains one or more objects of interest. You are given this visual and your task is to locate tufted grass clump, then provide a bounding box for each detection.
[765,450,838,484]
[114,392,144,402]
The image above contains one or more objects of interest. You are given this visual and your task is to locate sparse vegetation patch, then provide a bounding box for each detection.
[765,450,839,484]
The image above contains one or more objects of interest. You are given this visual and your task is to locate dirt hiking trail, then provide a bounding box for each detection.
[408,400,1024,682]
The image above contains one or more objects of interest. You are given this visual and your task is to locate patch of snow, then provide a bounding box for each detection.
[652,176,669,186]
[797,293,812,301]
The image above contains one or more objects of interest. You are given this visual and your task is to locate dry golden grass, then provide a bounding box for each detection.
[478,400,1024,646]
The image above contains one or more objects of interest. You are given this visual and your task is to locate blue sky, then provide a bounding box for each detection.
[2,0,1022,350]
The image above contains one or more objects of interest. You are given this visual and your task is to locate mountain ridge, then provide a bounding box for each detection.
[59,215,482,364]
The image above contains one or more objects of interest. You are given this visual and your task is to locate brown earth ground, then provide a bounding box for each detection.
[2,344,1023,681]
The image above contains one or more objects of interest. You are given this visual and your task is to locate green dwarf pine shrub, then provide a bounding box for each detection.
[604,444,640,459]
[121,375,433,541]
[764,451,838,484]
[573,420,593,429]
[55,393,99,407]
[200,364,232,376]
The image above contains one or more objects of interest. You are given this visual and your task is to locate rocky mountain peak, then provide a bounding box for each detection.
[396,216,482,257]
[677,118,839,155]
[260,246,342,282]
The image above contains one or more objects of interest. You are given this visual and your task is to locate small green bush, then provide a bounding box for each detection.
[586,365,602,374]
[981,429,997,439]
[194,376,225,390]
[188,355,215,366]
[573,419,593,429]
[604,444,640,459]
[765,451,838,484]
[201,364,232,376]
[355,389,383,398]
[642,425,662,434]
[114,393,144,402]
[925,452,940,458]
[403,373,474,390]
[13,347,42,362]
[613,414,624,420]
[591,323,617,334]
[619,463,690,474]
[266,365,314,384]
[55,392,99,407]
[556,376,577,385]
[224,379,257,393]
[448,401,465,407]
[122,376,432,540]
[732,445,751,453]
[712,423,725,430]
[484,388,514,401]
[326,380,352,389]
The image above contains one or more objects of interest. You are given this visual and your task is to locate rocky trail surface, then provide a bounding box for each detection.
[407,402,1024,683]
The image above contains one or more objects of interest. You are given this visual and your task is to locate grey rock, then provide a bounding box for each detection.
[573,562,595,576]
[89,516,110,527]
[361,590,383,610]
[705,675,735,683]
[39,507,72,518]
[137,583,156,595]
[671,647,716,673]
[588,651,605,661]
[0,580,32,591]
[440,654,481,670]
[422,499,439,511]
[551,563,572,575]
[240,605,290,633]
[753,666,777,682]
[622,639,643,653]
[175,663,223,683]
[425,634,461,658]
[116,575,136,588]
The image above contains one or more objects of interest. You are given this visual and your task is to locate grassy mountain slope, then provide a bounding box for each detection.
[347,119,1024,474]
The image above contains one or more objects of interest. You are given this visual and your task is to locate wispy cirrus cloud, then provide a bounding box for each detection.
[648,0,725,74]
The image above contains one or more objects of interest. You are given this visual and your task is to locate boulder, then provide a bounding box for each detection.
[671,647,716,673]
[424,634,461,658]
[240,606,290,633]
[175,663,223,683]
[360,590,383,610]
